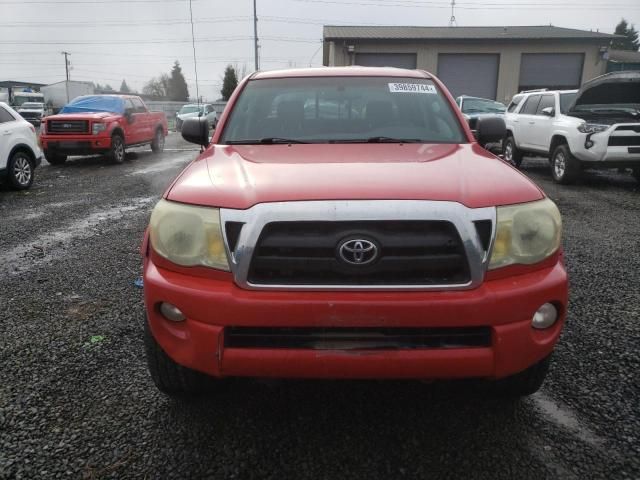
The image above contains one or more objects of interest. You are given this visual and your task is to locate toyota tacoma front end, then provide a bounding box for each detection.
[142,67,568,398]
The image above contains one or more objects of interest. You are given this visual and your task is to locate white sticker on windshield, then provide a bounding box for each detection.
[388,83,437,94]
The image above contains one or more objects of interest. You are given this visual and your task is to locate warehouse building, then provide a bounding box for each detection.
[322,26,616,103]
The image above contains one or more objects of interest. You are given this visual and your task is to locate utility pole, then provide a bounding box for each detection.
[61,51,71,102]
[253,0,259,71]
[448,0,457,27]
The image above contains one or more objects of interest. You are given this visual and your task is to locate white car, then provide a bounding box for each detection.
[17,102,48,127]
[0,102,43,190]
[175,103,218,131]
[504,72,640,184]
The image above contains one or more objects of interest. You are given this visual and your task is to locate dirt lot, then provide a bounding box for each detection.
[0,138,638,479]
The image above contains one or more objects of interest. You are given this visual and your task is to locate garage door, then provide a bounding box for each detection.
[437,54,499,99]
[354,53,417,69]
[519,53,584,91]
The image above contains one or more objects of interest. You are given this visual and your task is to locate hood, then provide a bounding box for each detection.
[570,71,640,110]
[46,111,116,121]
[18,108,44,113]
[167,143,543,210]
[177,111,204,120]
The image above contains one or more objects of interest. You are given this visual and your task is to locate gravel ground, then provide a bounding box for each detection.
[0,140,638,479]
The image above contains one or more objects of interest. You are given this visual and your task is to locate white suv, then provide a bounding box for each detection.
[504,72,640,184]
[0,102,43,190]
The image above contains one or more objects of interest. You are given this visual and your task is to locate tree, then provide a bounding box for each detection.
[142,74,170,98]
[168,61,189,101]
[612,19,640,51]
[119,79,131,93]
[103,84,114,92]
[221,65,238,101]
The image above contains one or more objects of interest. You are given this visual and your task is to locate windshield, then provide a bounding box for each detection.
[20,102,44,109]
[221,76,465,144]
[13,95,44,107]
[461,98,506,114]
[559,92,578,114]
[179,105,203,114]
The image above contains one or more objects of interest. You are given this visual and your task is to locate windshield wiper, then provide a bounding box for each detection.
[226,137,309,145]
[365,136,423,143]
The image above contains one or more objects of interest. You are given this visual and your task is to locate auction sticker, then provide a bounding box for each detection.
[388,83,437,94]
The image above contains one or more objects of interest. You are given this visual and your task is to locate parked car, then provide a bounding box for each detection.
[142,67,567,399]
[504,72,640,183]
[175,103,218,131]
[16,102,48,127]
[40,95,168,165]
[456,95,506,152]
[0,102,42,190]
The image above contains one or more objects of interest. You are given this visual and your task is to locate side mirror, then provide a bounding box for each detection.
[476,116,506,147]
[181,117,210,147]
[124,108,134,123]
[541,106,555,117]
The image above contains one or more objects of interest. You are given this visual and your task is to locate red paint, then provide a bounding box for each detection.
[144,67,568,380]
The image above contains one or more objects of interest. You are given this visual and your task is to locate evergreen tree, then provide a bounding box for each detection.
[168,61,189,101]
[221,65,238,101]
[612,19,640,51]
[119,79,131,93]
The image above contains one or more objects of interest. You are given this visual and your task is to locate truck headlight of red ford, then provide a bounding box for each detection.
[489,198,562,270]
[148,199,229,271]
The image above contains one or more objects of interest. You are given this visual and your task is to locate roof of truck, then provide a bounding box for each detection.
[252,66,432,80]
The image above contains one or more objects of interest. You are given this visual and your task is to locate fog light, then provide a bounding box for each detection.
[532,303,558,329]
[585,140,594,149]
[159,302,186,322]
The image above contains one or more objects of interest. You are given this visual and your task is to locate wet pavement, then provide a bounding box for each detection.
[0,140,638,479]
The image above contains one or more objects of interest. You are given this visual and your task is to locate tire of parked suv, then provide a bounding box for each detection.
[144,318,219,397]
[551,144,581,184]
[503,136,523,168]
[151,128,165,153]
[44,151,67,165]
[109,133,126,164]
[493,354,552,397]
[7,151,34,190]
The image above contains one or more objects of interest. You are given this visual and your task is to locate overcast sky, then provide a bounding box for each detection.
[1,0,639,101]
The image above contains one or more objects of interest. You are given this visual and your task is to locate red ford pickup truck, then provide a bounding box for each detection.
[142,67,568,398]
[40,94,168,165]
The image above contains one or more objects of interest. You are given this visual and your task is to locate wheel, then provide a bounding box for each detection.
[493,354,552,397]
[144,318,219,397]
[632,168,640,183]
[7,151,34,190]
[503,136,523,168]
[151,128,165,153]
[551,144,581,184]
[44,151,67,165]
[109,133,125,164]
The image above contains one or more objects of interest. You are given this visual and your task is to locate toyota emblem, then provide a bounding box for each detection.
[338,238,379,265]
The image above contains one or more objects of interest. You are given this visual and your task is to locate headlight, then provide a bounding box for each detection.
[577,123,609,134]
[92,123,107,135]
[489,198,562,270]
[149,199,229,270]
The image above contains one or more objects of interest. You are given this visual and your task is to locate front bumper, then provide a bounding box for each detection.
[570,126,640,164]
[41,134,112,156]
[144,256,568,380]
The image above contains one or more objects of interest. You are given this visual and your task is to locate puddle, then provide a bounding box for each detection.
[0,196,156,276]
[532,393,606,448]
[127,151,195,176]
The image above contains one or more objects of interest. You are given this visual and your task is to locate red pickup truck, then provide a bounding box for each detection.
[40,95,168,165]
[142,67,567,399]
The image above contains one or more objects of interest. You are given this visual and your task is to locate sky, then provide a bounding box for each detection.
[1,0,639,101]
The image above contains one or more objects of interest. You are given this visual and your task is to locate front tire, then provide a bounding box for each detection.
[44,151,67,165]
[109,133,125,164]
[493,354,552,397]
[144,319,219,397]
[551,144,581,184]
[503,136,523,168]
[151,128,165,153]
[7,151,34,190]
